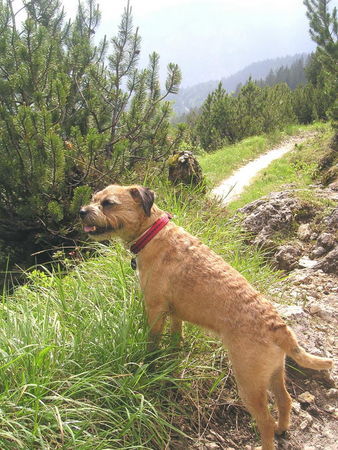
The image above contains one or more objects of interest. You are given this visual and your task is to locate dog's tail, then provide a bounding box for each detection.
[273,325,333,370]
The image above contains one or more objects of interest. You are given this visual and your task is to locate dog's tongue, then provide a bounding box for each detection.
[84,225,96,233]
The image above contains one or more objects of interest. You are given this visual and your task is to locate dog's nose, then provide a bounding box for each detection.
[79,208,88,218]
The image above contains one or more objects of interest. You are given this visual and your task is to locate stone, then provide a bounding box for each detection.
[326,388,338,399]
[238,191,301,247]
[298,391,315,404]
[310,246,327,259]
[299,409,314,430]
[168,151,204,187]
[316,247,338,274]
[292,401,301,414]
[298,256,318,269]
[297,223,312,241]
[274,244,303,271]
[325,208,338,229]
[317,232,335,250]
[329,181,338,191]
[276,304,304,318]
[308,303,321,315]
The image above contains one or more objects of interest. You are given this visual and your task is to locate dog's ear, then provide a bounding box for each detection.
[129,186,155,216]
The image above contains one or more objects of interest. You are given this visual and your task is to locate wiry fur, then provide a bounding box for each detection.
[80,184,333,450]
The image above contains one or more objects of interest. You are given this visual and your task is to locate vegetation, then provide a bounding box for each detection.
[0,0,182,271]
[198,123,312,186]
[303,0,338,140]
[0,0,336,448]
[185,0,337,151]
[0,182,279,449]
[225,123,332,211]
[195,80,296,150]
[255,57,308,90]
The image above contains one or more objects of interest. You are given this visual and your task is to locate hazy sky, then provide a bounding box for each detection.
[64,0,316,87]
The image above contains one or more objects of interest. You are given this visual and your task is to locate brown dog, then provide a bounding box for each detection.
[80,184,332,450]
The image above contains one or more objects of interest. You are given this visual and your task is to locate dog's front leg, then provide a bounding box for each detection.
[145,302,167,353]
[170,315,183,347]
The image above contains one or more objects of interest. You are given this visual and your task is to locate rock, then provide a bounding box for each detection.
[324,208,338,230]
[316,247,338,274]
[292,401,301,414]
[238,191,301,247]
[326,388,338,399]
[329,181,338,191]
[168,151,204,187]
[297,223,312,241]
[317,232,336,250]
[274,244,303,271]
[308,303,321,315]
[276,304,304,318]
[298,256,319,269]
[299,409,314,430]
[298,391,315,404]
[310,246,327,259]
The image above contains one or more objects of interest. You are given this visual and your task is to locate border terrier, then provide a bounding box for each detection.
[80,184,332,450]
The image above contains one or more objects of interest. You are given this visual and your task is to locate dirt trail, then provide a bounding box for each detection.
[212,134,312,204]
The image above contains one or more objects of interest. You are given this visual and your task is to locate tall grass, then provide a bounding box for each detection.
[0,182,279,448]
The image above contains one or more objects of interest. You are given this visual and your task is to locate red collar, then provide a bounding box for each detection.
[130,213,172,255]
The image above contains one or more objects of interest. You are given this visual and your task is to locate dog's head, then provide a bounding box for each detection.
[79,184,156,242]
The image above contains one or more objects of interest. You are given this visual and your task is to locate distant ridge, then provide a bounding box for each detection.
[171,53,309,116]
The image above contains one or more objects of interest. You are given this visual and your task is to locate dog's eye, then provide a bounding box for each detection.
[101,199,116,207]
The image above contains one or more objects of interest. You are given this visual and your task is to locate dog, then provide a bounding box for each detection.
[80,184,333,450]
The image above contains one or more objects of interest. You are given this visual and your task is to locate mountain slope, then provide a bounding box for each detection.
[172,53,309,115]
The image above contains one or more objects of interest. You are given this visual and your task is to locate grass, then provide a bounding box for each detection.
[198,122,327,187]
[227,122,332,212]
[0,181,279,449]
[2,121,331,449]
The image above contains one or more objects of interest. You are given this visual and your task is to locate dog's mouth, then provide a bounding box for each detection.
[83,224,113,236]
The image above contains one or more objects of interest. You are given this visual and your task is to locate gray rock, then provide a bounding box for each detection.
[308,303,321,315]
[297,223,312,241]
[325,208,338,230]
[317,232,336,250]
[298,256,319,269]
[276,304,305,318]
[316,247,338,274]
[311,246,327,259]
[239,191,301,247]
[274,244,303,271]
[326,388,338,399]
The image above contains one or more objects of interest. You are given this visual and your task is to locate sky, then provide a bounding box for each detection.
[63,0,317,87]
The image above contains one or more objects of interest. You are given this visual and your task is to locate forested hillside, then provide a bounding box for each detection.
[171,54,309,115]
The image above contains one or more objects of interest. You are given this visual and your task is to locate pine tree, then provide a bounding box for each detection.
[303,0,338,144]
[0,0,181,270]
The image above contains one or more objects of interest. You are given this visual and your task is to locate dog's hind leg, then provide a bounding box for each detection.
[228,345,278,450]
[270,363,292,435]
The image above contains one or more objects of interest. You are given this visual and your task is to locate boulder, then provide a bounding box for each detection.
[274,244,303,271]
[324,208,338,230]
[317,232,336,250]
[168,151,204,187]
[297,223,312,241]
[315,247,338,274]
[238,191,301,247]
